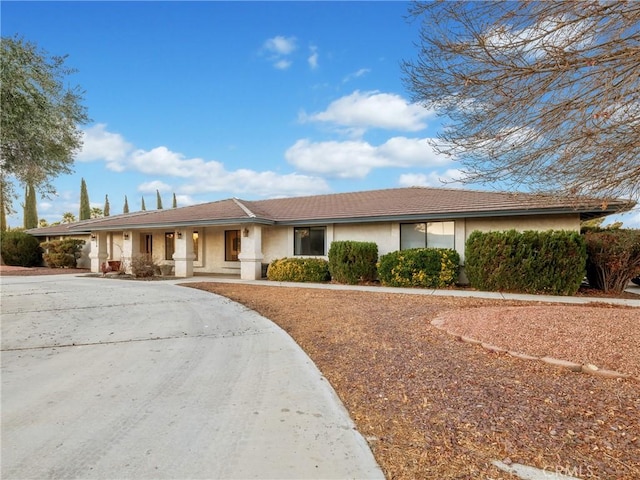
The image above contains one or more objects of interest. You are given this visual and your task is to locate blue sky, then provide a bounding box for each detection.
[3,1,638,228]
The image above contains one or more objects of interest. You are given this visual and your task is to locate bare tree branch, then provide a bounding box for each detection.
[403,1,640,201]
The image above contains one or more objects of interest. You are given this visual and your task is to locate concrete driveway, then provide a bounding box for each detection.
[1,275,383,479]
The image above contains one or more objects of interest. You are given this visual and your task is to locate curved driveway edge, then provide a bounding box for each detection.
[1,275,384,479]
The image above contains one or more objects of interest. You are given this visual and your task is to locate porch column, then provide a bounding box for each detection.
[173,228,195,277]
[121,231,139,274]
[89,232,108,273]
[238,224,264,280]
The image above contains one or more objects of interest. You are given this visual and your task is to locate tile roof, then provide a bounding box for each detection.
[27,187,634,235]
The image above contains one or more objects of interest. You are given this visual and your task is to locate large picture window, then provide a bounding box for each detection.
[294,226,325,255]
[400,221,455,250]
[225,230,240,261]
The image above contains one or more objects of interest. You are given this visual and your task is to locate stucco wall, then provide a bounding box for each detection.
[465,214,580,235]
[258,214,581,269]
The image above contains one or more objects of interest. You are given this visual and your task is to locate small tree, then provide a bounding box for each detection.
[103,194,110,216]
[141,196,146,211]
[62,211,76,224]
[403,1,640,200]
[0,181,7,232]
[123,195,129,214]
[584,229,640,293]
[79,178,90,220]
[0,36,89,215]
[172,193,177,208]
[42,238,85,268]
[156,190,163,209]
[23,183,37,229]
[38,218,48,228]
[0,230,42,267]
[90,207,103,219]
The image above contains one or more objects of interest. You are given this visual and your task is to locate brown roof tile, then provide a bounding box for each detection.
[33,187,632,234]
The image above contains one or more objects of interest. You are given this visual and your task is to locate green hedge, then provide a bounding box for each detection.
[328,240,378,285]
[0,230,43,267]
[42,238,85,268]
[584,229,640,293]
[465,230,586,296]
[266,257,330,283]
[378,248,460,288]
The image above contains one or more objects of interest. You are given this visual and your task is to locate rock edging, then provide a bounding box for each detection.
[430,317,638,382]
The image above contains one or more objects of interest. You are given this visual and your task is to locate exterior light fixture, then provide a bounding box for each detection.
[123,232,130,240]
[177,231,183,239]
[91,233,96,241]
[243,228,249,237]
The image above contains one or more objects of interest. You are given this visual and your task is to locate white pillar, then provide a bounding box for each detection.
[238,224,264,280]
[89,232,108,273]
[173,228,195,277]
[121,231,139,274]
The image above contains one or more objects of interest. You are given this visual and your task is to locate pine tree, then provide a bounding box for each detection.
[156,190,163,209]
[104,194,110,217]
[79,178,90,220]
[123,195,129,214]
[0,182,7,232]
[172,193,177,208]
[141,196,146,211]
[23,183,38,229]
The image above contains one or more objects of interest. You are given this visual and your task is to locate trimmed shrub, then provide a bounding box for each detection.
[42,238,86,268]
[378,248,460,288]
[267,257,330,283]
[1,230,42,267]
[328,241,378,285]
[131,253,158,278]
[465,230,586,296]
[584,229,640,293]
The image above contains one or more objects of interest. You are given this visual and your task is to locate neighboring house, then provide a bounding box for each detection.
[27,187,634,280]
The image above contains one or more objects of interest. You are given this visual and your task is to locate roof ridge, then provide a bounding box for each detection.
[232,198,256,218]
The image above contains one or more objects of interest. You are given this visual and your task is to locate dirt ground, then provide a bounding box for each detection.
[0,265,90,276]
[185,282,639,480]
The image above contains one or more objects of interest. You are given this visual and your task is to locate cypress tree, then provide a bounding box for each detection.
[123,195,129,214]
[172,193,177,208]
[104,194,110,216]
[79,178,91,220]
[23,183,38,229]
[0,182,7,232]
[141,196,146,211]
[156,190,163,209]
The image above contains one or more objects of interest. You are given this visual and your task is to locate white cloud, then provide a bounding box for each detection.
[174,194,196,207]
[398,169,466,188]
[262,35,297,69]
[77,123,133,171]
[285,137,451,179]
[274,59,292,70]
[138,181,172,193]
[342,68,370,83]
[130,147,212,178]
[182,169,330,198]
[301,90,434,133]
[308,45,319,70]
[264,35,297,55]
[75,126,330,199]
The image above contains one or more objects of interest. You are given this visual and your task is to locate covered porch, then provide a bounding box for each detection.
[88,223,266,280]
